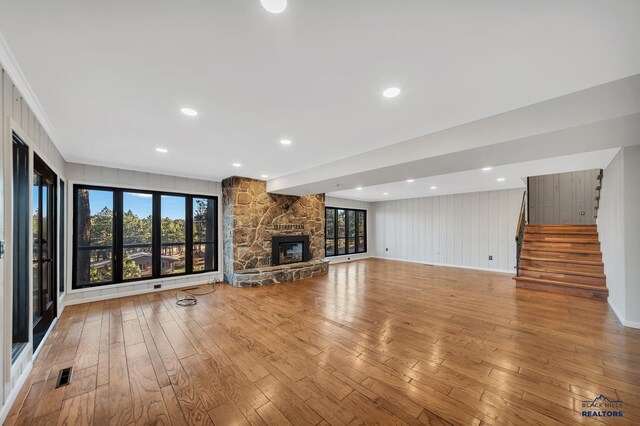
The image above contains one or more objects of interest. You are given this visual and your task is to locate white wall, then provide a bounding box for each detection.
[622,146,640,326]
[1,64,67,423]
[373,188,524,273]
[324,196,374,263]
[599,145,640,329]
[64,162,223,305]
[599,151,626,321]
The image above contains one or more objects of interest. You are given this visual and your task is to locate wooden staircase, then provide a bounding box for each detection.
[514,224,608,301]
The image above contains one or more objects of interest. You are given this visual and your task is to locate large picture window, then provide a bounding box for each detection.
[73,185,217,289]
[325,207,366,257]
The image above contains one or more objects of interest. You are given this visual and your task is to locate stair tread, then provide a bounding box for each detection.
[514,276,609,292]
[526,224,597,227]
[519,265,606,279]
[525,231,598,236]
[520,255,603,266]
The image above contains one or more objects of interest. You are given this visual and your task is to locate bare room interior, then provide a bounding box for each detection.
[1,1,639,424]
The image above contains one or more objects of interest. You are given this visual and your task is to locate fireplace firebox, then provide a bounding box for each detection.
[271,235,310,266]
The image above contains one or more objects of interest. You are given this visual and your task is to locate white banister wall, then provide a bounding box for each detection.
[599,145,640,328]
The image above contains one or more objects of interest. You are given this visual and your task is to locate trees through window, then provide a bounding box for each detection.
[73,185,217,288]
[325,207,366,257]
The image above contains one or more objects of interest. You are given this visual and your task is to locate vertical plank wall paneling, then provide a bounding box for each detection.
[1,64,66,420]
[373,188,524,273]
[529,169,600,224]
[0,64,6,411]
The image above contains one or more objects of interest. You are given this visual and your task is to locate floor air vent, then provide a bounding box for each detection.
[56,367,73,388]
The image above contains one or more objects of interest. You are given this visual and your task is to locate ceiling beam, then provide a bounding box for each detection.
[267,74,640,196]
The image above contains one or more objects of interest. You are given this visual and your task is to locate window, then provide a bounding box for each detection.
[59,179,65,293]
[12,135,29,360]
[161,195,186,276]
[123,192,154,279]
[75,188,114,287]
[193,198,216,272]
[73,185,217,289]
[325,207,366,257]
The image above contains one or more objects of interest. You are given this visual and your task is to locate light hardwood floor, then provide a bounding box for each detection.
[5,258,640,425]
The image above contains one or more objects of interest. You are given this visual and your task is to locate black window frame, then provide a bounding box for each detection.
[325,207,367,257]
[59,179,65,294]
[12,133,29,359]
[72,184,218,289]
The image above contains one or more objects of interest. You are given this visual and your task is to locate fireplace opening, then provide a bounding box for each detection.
[272,235,310,266]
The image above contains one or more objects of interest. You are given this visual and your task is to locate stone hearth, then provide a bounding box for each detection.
[231,259,329,287]
[222,176,326,286]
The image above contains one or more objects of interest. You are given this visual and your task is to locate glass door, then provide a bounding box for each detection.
[33,154,57,350]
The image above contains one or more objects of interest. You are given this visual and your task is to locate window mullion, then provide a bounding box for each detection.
[152,193,161,278]
[362,210,366,251]
[186,196,194,274]
[114,190,123,283]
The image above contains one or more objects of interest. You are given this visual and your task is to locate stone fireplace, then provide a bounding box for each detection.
[222,176,328,286]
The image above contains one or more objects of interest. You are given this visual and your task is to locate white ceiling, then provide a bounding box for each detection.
[327,148,620,202]
[0,1,639,182]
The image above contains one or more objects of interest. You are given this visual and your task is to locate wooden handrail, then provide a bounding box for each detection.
[515,190,527,276]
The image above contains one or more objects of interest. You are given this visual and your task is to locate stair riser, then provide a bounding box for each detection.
[527,224,597,229]
[524,242,601,252]
[520,270,606,286]
[525,230,599,235]
[515,280,608,301]
[524,233,599,241]
[519,224,608,300]
[520,259,604,274]
[521,250,602,261]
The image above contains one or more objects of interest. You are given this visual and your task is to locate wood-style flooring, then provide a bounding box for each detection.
[5,258,640,425]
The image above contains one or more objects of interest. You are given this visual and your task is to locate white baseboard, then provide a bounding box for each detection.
[608,299,640,329]
[372,256,515,275]
[64,275,223,305]
[326,254,372,264]
[625,319,640,329]
[1,310,62,423]
[0,359,33,424]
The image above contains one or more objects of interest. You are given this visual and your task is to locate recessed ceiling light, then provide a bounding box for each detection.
[383,192,389,195]
[155,147,168,153]
[383,87,401,98]
[356,187,363,190]
[406,179,414,183]
[180,107,198,117]
[430,186,437,190]
[232,163,242,168]
[497,178,506,182]
[280,139,292,146]
[260,0,287,13]
[261,174,269,178]
[482,167,492,171]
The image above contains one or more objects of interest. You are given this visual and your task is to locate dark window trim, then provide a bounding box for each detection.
[72,184,218,289]
[59,179,65,294]
[324,207,367,257]
[12,133,29,354]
